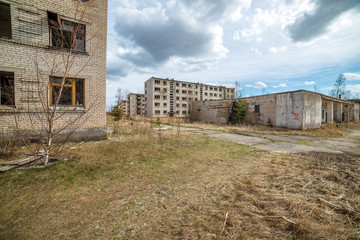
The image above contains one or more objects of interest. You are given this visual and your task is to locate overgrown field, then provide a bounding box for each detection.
[0,121,359,239]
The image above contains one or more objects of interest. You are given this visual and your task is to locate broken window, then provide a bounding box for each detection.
[176,83,180,87]
[163,81,167,85]
[163,110,167,115]
[182,111,187,115]
[50,77,84,107]
[163,96,167,100]
[0,71,14,105]
[254,105,260,113]
[155,110,160,115]
[182,104,187,108]
[163,103,167,107]
[182,90,186,94]
[154,80,160,84]
[182,97,186,101]
[154,102,160,107]
[154,95,160,100]
[163,88,167,93]
[154,87,160,92]
[182,83,186,87]
[0,2,11,38]
[48,11,86,51]
[188,84,191,88]
[176,89,179,93]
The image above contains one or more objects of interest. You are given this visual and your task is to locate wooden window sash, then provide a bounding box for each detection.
[49,77,85,107]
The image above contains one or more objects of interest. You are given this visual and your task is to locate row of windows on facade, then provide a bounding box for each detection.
[154,95,200,101]
[154,103,188,108]
[153,80,232,92]
[154,110,189,115]
[153,87,223,96]
[0,2,86,52]
[0,71,85,107]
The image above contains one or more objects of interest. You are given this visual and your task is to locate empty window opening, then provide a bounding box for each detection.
[154,80,160,84]
[254,105,260,113]
[48,11,86,51]
[0,2,12,38]
[154,87,160,92]
[50,77,84,107]
[0,71,14,105]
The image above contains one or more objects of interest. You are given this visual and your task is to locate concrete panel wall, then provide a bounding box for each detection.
[304,92,322,129]
[354,104,359,122]
[275,92,304,129]
[242,95,277,126]
[190,100,234,124]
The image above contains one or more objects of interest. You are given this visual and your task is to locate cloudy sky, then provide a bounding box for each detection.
[106,0,360,106]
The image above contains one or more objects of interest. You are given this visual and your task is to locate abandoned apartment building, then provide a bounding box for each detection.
[191,90,360,129]
[144,77,235,117]
[119,93,145,118]
[0,0,108,140]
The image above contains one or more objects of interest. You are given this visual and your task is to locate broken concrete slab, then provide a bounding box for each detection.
[208,133,270,146]
[256,142,342,154]
[248,133,300,143]
[285,135,315,140]
[309,139,360,153]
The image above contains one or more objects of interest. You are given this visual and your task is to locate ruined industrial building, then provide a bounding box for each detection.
[190,90,360,129]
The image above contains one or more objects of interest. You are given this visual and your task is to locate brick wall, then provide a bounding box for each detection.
[0,0,107,139]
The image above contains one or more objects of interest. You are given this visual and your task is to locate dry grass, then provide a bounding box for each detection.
[1,119,359,239]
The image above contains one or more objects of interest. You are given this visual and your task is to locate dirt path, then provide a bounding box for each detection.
[164,125,360,154]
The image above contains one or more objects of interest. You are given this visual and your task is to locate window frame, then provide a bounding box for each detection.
[0,2,12,39]
[254,105,260,113]
[48,12,86,52]
[0,71,14,106]
[49,76,85,107]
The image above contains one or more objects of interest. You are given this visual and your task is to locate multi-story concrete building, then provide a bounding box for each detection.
[145,77,235,117]
[0,0,108,140]
[119,100,129,117]
[127,93,145,117]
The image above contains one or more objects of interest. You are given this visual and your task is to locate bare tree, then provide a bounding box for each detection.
[115,87,122,105]
[329,74,351,99]
[11,2,99,165]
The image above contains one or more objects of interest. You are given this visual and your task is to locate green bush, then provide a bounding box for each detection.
[110,104,123,121]
[232,99,246,123]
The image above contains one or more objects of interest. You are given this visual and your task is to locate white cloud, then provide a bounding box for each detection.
[304,81,315,85]
[344,73,360,81]
[273,83,287,88]
[268,46,288,53]
[347,84,360,97]
[233,31,241,40]
[251,47,262,55]
[254,81,268,89]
